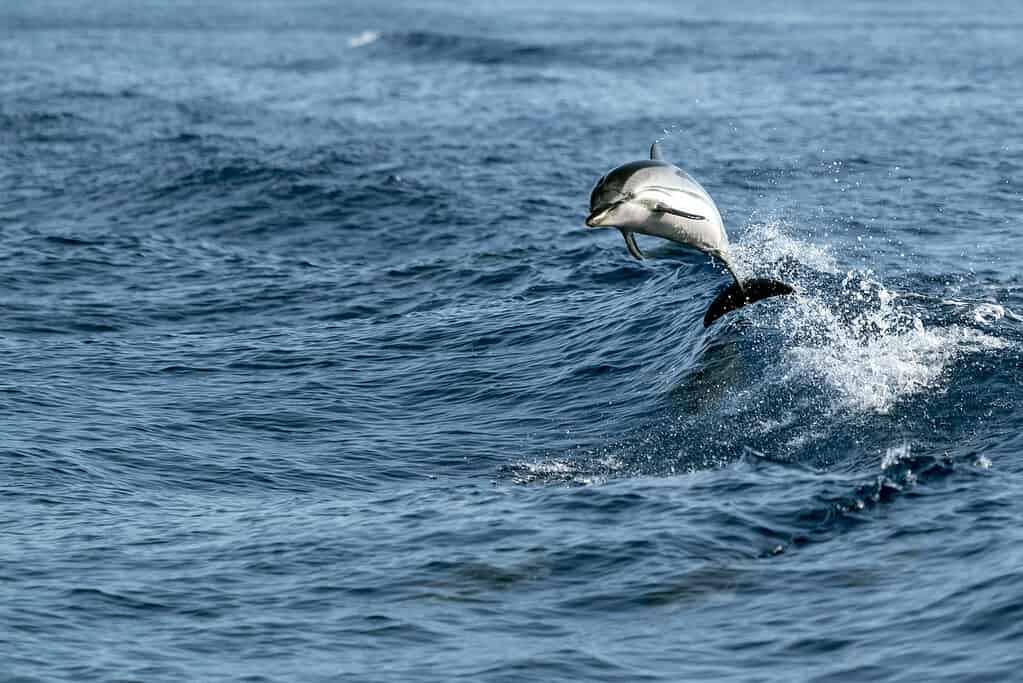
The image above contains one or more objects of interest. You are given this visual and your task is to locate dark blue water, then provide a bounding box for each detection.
[4,1,1023,680]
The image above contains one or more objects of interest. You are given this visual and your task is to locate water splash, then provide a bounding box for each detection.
[732,220,838,276]
[738,222,1007,414]
[881,442,913,471]
[940,298,1022,325]
[654,123,684,147]
[502,454,625,485]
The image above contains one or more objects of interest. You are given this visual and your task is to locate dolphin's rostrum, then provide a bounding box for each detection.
[586,142,793,326]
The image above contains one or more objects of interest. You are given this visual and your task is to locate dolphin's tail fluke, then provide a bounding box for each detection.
[703,278,793,327]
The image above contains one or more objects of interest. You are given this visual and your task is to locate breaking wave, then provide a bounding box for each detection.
[511,219,1015,487]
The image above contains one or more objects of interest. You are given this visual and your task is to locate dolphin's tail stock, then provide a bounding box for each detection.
[703,278,793,327]
[701,252,794,327]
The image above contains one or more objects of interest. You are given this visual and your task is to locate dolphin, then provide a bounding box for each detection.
[586,142,793,326]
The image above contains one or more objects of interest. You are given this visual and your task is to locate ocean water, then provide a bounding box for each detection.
[3,0,1023,680]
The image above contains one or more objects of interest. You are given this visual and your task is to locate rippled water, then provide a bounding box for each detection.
[4,1,1023,681]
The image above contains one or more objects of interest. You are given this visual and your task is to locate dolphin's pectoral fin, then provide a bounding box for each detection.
[650,142,662,160]
[703,278,794,327]
[653,202,706,221]
[620,230,644,259]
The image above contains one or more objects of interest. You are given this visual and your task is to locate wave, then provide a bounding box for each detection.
[350,29,595,67]
[392,30,561,65]
[502,440,995,563]
[508,220,1017,487]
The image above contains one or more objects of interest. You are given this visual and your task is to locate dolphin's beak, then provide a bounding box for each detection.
[585,208,608,227]
[585,200,622,227]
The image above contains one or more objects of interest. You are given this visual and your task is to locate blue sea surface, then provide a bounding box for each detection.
[3,1,1023,680]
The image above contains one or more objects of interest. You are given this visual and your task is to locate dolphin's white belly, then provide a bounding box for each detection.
[633,186,729,256]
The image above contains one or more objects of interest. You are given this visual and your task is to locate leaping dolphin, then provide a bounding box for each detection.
[586,142,793,326]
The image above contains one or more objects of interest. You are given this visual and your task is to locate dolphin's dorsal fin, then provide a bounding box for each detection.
[650,142,662,160]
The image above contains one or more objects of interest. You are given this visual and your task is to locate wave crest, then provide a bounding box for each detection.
[738,222,1007,414]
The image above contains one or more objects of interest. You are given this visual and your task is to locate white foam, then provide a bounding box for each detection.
[738,222,1008,415]
[881,443,912,470]
[783,286,1005,414]
[519,459,574,476]
[510,454,625,485]
[973,303,1006,324]
[940,298,1019,325]
[349,31,380,48]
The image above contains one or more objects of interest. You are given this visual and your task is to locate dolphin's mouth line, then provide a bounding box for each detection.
[585,198,627,227]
